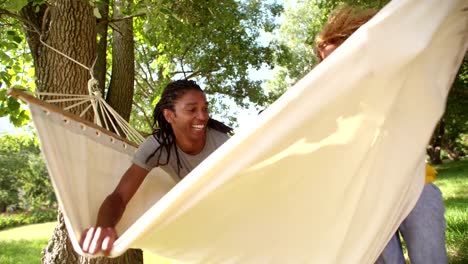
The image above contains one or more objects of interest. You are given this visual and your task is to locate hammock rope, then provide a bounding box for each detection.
[32,27,144,144]
[33,90,144,144]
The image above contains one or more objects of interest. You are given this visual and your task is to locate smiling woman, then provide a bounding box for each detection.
[162,89,210,154]
[80,79,233,256]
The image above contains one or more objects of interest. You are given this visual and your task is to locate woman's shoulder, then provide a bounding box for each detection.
[207,128,230,144]
[139,134,161,149]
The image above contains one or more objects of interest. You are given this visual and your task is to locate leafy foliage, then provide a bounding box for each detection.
[0,134,55,212]
[266,0,389,92]
[1,0,284,132]
[441,58,468,156]
[0,209,56,230]
[0,12,34,126]
[129,0,283,131]
[0,0,30,12]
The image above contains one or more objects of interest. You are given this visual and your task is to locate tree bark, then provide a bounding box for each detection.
[427,120,444,164]
[42,211,143,264]
[444,141,461,161]
[106,0,135,122]
[94,0,110,95]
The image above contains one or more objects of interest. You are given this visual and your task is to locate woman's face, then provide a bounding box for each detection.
[320,43,340,61]
[164,90,209,143]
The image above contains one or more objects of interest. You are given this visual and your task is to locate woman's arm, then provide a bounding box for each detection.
[79,163,150,255]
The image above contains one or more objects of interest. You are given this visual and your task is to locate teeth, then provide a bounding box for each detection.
[193,125,204,129]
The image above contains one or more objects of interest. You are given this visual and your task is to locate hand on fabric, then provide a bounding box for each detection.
[78,164,149,256]
[80,226,118,255]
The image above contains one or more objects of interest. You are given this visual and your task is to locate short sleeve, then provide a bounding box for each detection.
[132,136,161,171]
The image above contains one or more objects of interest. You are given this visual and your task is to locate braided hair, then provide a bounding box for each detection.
[145,79,232,177]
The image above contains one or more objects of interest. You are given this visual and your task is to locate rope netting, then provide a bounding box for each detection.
[29,32,144,145]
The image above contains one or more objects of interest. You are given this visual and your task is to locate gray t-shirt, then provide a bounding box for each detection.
[133,128,229,181]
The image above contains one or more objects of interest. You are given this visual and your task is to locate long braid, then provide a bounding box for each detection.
[145,79,232,178]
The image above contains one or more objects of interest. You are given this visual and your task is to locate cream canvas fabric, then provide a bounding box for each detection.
[21,0,468,263]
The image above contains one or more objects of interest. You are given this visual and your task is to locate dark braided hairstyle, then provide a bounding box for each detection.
[145,79,232,177]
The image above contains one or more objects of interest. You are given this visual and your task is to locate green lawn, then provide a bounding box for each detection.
[0,222,177,263]
[1,159,467,263]
[435,159,468,264]
[0,239,49,264]
[0,222,57,240]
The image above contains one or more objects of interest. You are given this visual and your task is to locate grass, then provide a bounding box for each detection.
[0,222,57,240]
[0,222,178,263]
[435,159,468,264]
[0,159,466,263]
[0,239,49,264]
[0,222,55,264]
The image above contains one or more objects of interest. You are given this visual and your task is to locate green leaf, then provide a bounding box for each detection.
[0,89,6,99]
[12,36,23,43]
[7,97,20,112]
[3,0,29,12]
[93,7,102,19]
[12,64,22,73]
[0,50,11,61]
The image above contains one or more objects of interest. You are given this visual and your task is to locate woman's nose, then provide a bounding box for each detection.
[196,110,208,121]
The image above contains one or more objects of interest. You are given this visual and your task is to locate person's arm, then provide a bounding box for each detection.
[79,163,150,255]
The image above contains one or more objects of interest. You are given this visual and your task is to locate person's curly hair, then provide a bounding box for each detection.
[315,5,378,61]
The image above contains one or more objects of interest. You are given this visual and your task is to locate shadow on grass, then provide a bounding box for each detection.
[445,197,468,207]
[0,239,48,264]
[435,159,468,178]
[446,236,468,264]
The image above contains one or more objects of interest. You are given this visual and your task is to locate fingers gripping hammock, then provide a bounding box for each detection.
[9,0,468,263]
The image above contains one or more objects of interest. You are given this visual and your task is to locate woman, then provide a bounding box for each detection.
[315,6,447,264]
[80,79,232,255]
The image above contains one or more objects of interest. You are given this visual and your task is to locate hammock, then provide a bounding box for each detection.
[9,0,468,263]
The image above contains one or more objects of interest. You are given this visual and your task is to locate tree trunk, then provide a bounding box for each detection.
[42,211,143,264]
[427,120,444,164]
[94,0,110,96]
[20,0,142,263]
[106,0,135,122]
[444,141,461,161]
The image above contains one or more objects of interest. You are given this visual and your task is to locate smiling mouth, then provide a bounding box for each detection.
[192,124,205,130]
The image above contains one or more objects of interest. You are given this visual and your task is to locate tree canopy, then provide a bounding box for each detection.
[0,0,284,131]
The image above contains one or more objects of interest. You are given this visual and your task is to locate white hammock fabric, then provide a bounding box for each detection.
[14,0,467,263]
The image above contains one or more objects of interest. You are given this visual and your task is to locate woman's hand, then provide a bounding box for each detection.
[80,226,118,255]
[79,164,149,256]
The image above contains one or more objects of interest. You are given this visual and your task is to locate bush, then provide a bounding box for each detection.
[0,209,56,230]
[0,134,55,213]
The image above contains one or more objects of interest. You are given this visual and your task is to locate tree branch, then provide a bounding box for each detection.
[0,8,40,32]
[41,6,51,35]
[98,12,146,25]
